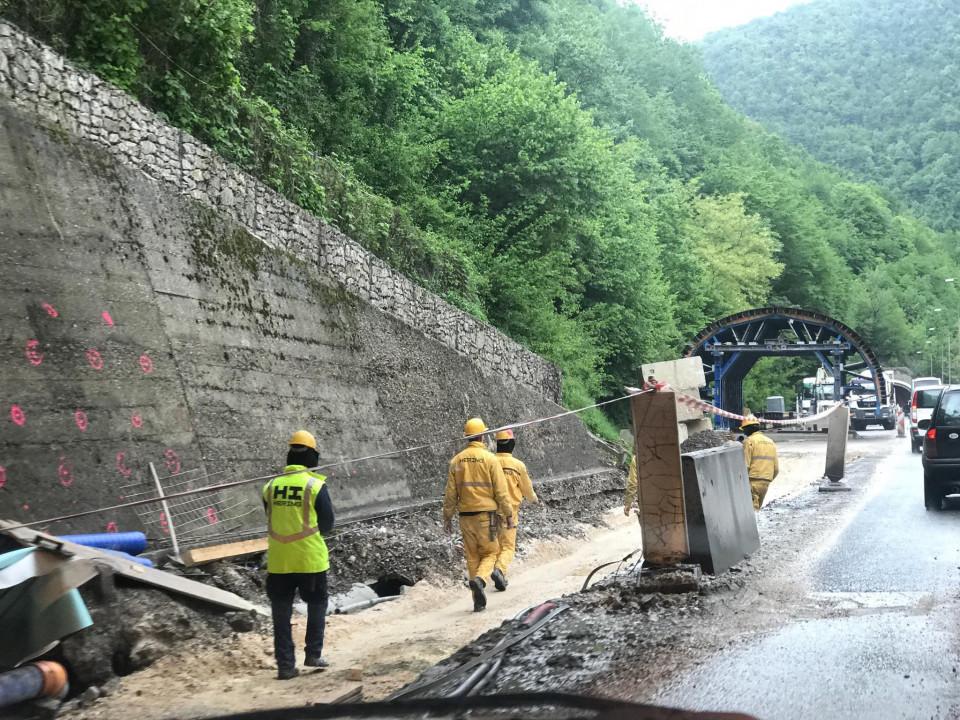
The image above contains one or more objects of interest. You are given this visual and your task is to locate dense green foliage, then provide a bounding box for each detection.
[701,0,960,233]
[4,0,958,434]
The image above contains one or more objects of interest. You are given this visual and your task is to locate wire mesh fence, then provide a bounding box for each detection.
[120,464,260,550]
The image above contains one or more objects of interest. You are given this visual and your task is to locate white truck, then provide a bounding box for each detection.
[847,370,896,431]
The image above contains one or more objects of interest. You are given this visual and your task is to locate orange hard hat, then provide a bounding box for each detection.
[494,428,515,441]
[288,430,317,450]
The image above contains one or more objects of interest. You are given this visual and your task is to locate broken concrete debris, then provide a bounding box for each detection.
[0,521,256,612]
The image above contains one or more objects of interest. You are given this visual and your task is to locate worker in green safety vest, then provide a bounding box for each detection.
[262,430,335,680]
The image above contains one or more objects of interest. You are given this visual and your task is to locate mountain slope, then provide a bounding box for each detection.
[701,0,960,231]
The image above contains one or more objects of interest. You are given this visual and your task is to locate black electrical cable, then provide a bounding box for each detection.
[580,548,642,592]
[389,605,569,701]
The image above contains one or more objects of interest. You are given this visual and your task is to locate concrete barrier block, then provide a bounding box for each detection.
[681,444,759,575]
[632,391,689,565]
[642,357,706,391]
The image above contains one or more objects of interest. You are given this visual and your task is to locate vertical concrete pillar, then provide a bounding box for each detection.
[821,406,852,492]
[631,391,689,564]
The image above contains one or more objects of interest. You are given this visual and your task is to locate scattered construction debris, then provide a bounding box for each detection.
[0,521,256,612]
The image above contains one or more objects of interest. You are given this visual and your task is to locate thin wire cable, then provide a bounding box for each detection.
[6,389,655,531]
[125,19,215,90]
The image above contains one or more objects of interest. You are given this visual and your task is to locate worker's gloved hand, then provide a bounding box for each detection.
[623,505,632,516]
[443,519,453,535]
[505,516,515,529]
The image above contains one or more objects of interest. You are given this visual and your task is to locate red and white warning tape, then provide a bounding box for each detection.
[674,390,840,426]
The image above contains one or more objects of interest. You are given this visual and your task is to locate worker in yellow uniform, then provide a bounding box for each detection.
[623,455,638,516]
[740,416,779,510]
[443,418,515,612]
[491,428,538,591]
[262,430,335,680]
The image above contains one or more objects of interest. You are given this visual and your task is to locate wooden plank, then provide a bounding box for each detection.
[0,520,257,613]
[181,537,267,567]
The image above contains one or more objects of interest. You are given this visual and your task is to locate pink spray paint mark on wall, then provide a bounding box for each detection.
[115,451,132,478]
[138,353,154,374]
[160,511,170,535]
[0,466,6,489]
[85,348,104,371]
[10,405,25,426]
[101,311,114,327]
[163,448,181,475]
[41,302,59,318]
[131,413,143,429]
[58,458,74,488]
[106,521,118,533]
[25,339,44,366]
[206,507,219,525]
[74,409,88,432]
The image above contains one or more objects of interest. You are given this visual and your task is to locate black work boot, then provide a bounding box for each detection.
[469,577,487,612]
[277,666,299,680]
[491,568,508,592]
[304,656,329,669]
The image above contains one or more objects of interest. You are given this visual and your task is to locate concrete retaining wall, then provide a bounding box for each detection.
[0,21,560,403]
[0,26,612,537]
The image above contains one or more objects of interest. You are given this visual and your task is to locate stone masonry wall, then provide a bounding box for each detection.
[0,21,561,402]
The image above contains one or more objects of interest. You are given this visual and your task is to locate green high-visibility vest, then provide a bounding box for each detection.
[262,465,329,574]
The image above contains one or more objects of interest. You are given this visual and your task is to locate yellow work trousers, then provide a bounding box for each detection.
[460,513,499,582]
[495,512,519,576]
[750,478,771,510]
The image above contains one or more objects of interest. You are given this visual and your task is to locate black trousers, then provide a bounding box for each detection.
[266,571,328,670]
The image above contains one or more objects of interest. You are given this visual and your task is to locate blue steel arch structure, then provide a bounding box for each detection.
[683,307,888,428]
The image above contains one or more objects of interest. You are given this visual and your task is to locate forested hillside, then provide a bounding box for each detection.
[701,0,960,232]
[4,0,958,431]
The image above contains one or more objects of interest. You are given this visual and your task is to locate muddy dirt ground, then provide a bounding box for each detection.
[405,432,891,710]
[52,431,838,718]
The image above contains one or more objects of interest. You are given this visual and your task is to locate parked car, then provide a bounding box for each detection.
[912,376,942,392]
[910,386,944,453]
[919,386,960,509]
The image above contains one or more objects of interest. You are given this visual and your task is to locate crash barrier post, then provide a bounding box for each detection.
[631,390,689,564]
[820,405,852,492]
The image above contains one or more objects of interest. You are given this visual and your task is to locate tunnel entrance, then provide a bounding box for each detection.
[683,307,890,429]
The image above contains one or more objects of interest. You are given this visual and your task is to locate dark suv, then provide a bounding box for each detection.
[920,386,960,509]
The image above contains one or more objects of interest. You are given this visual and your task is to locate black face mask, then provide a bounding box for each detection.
[742,426,760,437]
[497,439,516,454]
[287,445,320,468]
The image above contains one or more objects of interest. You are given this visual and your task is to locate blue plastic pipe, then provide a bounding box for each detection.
[62,531,147,554]
[101,548,154,568]
[0,662,68,709]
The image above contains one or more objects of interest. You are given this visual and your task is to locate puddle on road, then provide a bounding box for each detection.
[807,590,933,611]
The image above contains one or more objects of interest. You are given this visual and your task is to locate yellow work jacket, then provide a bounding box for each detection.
[262,465,329,574]
[624,456,638,510]
[743,432,779,482]
[496,453,538,514]
[443,442,513,521]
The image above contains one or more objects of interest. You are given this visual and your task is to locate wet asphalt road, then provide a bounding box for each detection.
[655,432,960,719]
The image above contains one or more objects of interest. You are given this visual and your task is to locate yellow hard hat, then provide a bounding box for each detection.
[494,428,515,441]
[288,430,317,450]
[738,416,760,431]
[464,418,488,437]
